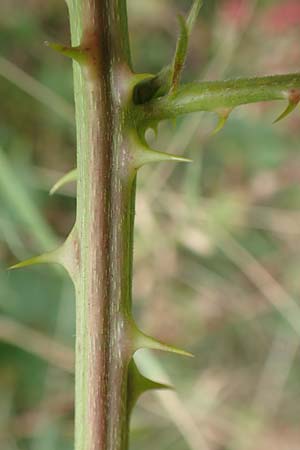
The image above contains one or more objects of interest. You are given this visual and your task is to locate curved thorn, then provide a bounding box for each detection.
[135,147,192,169]
[8,227,79,284]
[8,250,59,270]
[45,42,87,64]
[273,100,299,124]
[50,168,77,196]
[212,109,231,135]
[131,131,192,168]
[127,360,172,412]
[133,327,194,358]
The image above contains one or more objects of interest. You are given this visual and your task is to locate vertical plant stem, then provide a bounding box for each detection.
[67,1,134,449]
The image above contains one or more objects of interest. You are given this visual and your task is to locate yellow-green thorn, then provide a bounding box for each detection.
[45,42,87,64]
[134,147,192,169]
[127,360,172,413]
[8,249,59,270]
[50,168,77,195]
[8,227,79,284]
[211,109,232,135]
[273,100,299,124]
[133,327,193,357]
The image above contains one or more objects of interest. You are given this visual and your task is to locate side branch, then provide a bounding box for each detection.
[140,73,300,122]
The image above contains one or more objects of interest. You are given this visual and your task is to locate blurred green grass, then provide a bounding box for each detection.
[1,1,300,449]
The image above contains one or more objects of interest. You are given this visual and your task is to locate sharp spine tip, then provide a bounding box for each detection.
[45,42,86,64]
[134,147,191,168]
[131,132,192,169]
[273,100,299,124]
[133,327,193,357]
[212,109,231,135]
[8,252,55,270]
[50,168,77,196]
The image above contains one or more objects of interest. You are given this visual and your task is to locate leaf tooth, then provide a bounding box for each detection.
[50,168,77,196]
[127,360,172,413]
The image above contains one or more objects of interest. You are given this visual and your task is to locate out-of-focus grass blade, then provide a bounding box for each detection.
[0,146,58,251]
[0,56,74,125]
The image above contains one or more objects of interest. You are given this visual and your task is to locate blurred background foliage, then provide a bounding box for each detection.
[1,0,300,449]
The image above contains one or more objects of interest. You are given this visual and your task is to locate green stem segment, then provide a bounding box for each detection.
[67,1,134,450]
[140,74,300,121]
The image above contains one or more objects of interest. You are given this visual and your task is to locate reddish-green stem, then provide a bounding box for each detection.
[67,1,134,449]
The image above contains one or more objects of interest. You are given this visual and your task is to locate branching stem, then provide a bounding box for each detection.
[140,74,300,122]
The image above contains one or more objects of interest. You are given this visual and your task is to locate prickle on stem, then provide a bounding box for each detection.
[45,42,88,65]
[50,168,77,196]
[132,324,194,358]
[212,108,232,135]
[273,88,300,123]
[127,360,172,413]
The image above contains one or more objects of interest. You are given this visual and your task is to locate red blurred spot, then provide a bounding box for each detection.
[262,1,300,33]
[220,0,251,28]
